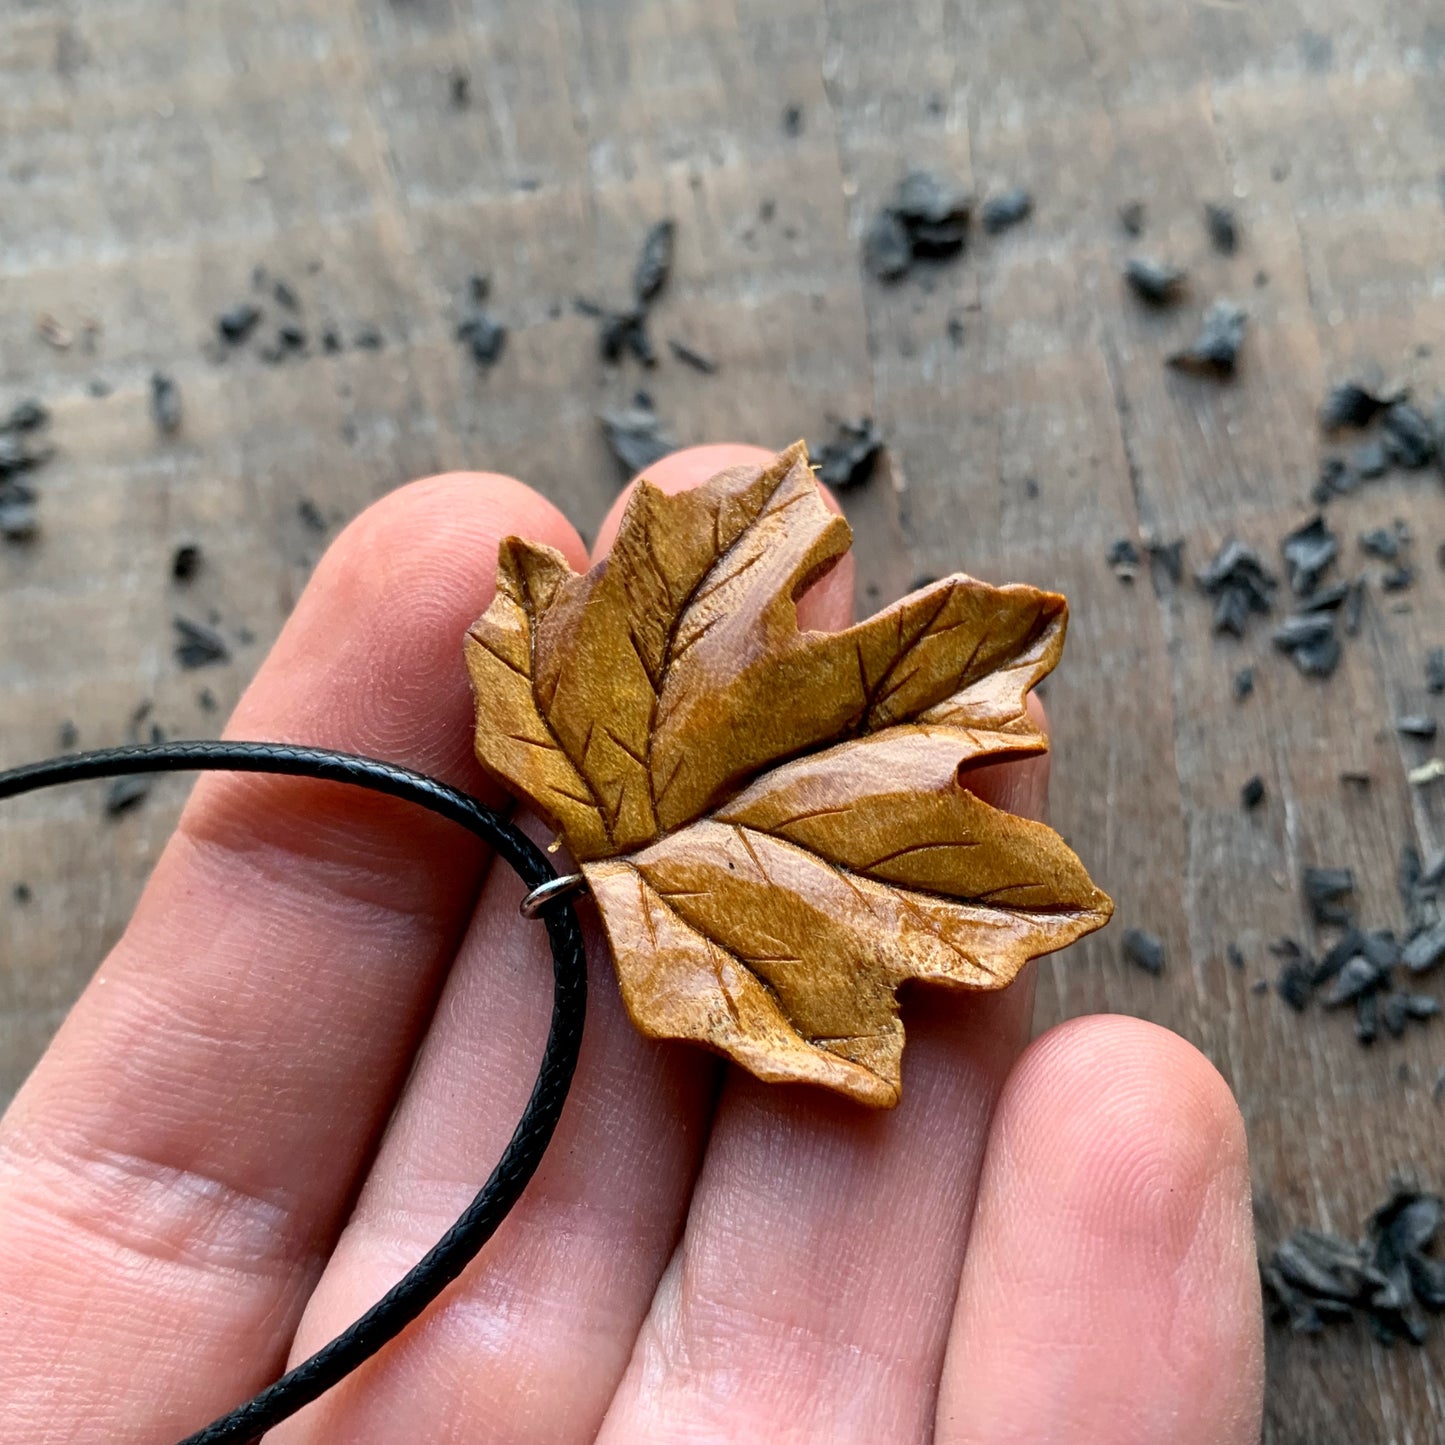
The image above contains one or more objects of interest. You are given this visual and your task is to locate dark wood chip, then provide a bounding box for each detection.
[862,209,914,281]
[1273,611,1341,677]
[813,418,884,490]
[1242,774,1266,809]
[1196,539,1278,636]
[1324,954,1387,1007]
[1296,579,1350,612]
[1403,923,1445,975]
[149,372,182,434]
[1426,648,1445,695]
[782,103,803,136]
[173,617,231,670]
[593,307,653,366]
[1122,926,1165,976]
[1234,666,1255,700]
[1303,864,1355,925]
[353,327,384,350]
[1320,379,1400,431]
[1383,402,1436,469]
[1359,525,1404,559]
[668,338,717,374]
[1355,990,1380,1043]
[3,400,48,432]
[217,303,261,343]
[980,186,1032,234]
[171,543,202,583]
[0,489,38,543]
[1313,454,1355,501]
[1397,716,1439,741]
[1124,257,1187,305]
[456,312,508,370]
[1381,564,1414,592]
[1281,514,1339,595]
[1168,300,1247,376]
[1107,537,1140,580]
[599,399,677,478]
[105,776,152,818]
[1351,437,1390,479]
[1119,200,1146,236]
[632,220,677,306]
[1204,202,1239,254]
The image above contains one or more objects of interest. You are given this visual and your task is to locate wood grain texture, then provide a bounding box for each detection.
[2,0,1443,1435]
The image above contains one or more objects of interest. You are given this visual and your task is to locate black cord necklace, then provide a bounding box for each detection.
[0,741,589,1445]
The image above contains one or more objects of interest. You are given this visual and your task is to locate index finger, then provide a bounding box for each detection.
[0,471,587,1442]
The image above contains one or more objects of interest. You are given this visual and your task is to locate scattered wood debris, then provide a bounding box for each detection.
[632,220,676,305]
[1122,927,1165,976]
[150,373,182,434]
[1195,538,1278,636]
[1263,1187,1445,1346]
[599,395,677,478]
[0,399,52,544]
[1107,537,1140,581]
[1124,257,1187,306]
[173,617,230,669]
[171,544,202,583]
[863,170,972,281]
[812,418,884,490]
[104,776,151,818]
[1204,202,1239,254]
[980,186,1032,234]
[1320,378,1402,431]
[1282,514,1340,596]
[1167,300,1247,376]
[668,338,717,374]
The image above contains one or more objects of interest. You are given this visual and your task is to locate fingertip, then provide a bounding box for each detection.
[1005,1015,1250,1227]
[321,470,590,589]
[228,468,588,749]
[940,1014,1262,1445]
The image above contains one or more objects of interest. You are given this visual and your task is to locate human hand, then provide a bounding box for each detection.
[0,445,1263,1444]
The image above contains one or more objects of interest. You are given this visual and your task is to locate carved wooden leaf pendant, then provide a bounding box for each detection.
[466,443,1113,1106]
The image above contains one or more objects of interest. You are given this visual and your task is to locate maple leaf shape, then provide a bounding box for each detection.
[466,443,1112,1106]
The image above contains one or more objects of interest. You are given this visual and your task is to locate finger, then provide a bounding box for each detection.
[936,1016,1263,1445]
[0,474,587,1442]
[270,446,814,1442]
[596,747,1051,1432]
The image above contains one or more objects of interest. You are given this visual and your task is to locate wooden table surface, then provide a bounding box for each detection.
[3,1,1443,1438]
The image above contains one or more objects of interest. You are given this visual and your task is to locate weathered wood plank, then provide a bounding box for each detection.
[2,2,1443,1437]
